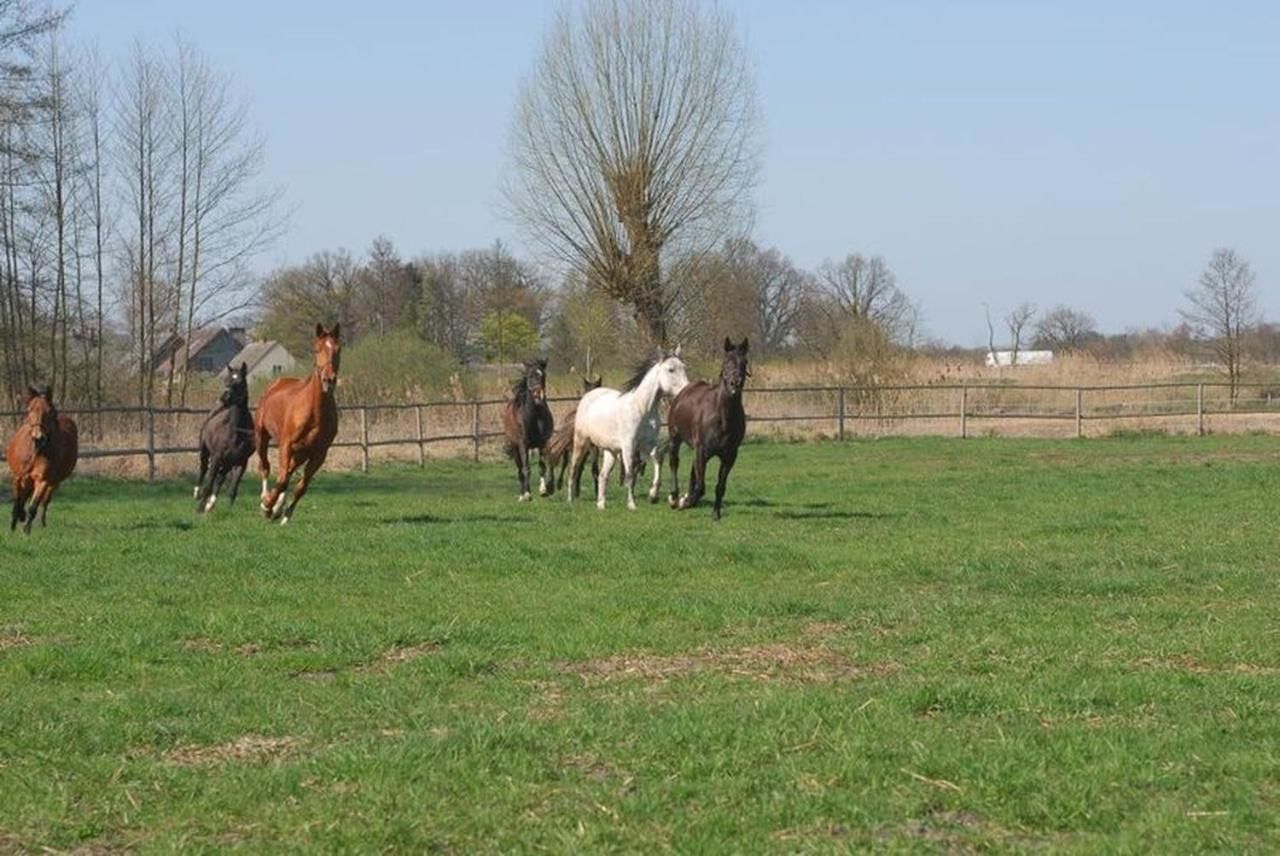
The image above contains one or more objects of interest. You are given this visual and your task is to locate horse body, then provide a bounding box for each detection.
[195,362,254,513]
[254,324,341,524]
[6,385,78,534]
[569,350,689,510]
[501,359,554,501]
[668,338,750,520]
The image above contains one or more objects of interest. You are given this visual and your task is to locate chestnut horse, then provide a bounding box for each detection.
[667,337,749,520]
[254,323,341,524]
[501,358,553,501]
[543,375,601,496]
[6,384,78,534]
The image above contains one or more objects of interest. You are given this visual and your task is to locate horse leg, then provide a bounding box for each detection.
[196,454,218,513]
[23,480,48,534]
[681,448,708,509]
[596,449,616,510]
[567,440,591,503]
[263,444,295,519]
[646,444,663,503]
[227,464,247,507]
[10,478,31,531]
[537,448,550,497]
[516,441,531,502]
[255,425,272,506]
[712,451,737,521]
[620,444,638,511]
[205,464,231,513]
[668,436,683,508]
[279,458,322,525]
[38,482,59,527]
[195,444,209,499]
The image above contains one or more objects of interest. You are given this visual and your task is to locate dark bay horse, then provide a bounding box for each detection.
[544,375,600,496]
[501,358,554,501]
[254,323,341,524]
[194,362,254,514]
[6,385,78,534]
[667,338,749,520]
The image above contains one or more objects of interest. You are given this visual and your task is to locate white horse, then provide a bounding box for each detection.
[568,349,690,510]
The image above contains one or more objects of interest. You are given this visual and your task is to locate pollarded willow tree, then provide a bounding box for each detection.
[507,0,759,346]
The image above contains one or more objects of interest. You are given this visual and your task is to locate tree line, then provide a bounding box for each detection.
[0,4,283,408]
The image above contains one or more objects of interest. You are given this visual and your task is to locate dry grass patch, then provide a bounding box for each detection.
[1134,655,1280,676]
[165,734,301,766]
[0,628,33,651]
[558,641,899,685]
[354,641,442,674]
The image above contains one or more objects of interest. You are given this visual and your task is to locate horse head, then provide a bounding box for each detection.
[720,337,750,397]
[313,323,342,394]
[221,362,250,407]
[23,384,56,451]
[657,345,690,399]
[523,358,548,405]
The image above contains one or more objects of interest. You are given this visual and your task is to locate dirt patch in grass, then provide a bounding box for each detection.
[0,628,33,651]
[557,641,899,685]
[165,734,301,766]
[1135,655,1280,676]
[181,637,317,656]
[354,641,442,674]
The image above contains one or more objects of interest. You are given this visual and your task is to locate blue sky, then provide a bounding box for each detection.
[70,1,1279,345]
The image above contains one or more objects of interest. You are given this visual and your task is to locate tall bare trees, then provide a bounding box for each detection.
[1182,248,1258,399]
[507,0,758,345]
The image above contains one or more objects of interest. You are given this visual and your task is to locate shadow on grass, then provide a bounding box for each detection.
[772,509,901,521]
[126,519,197,532]
[383,514,536,526]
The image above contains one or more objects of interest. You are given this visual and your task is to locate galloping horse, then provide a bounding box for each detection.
[667,338,749,520]
[254,323,341,524]
[194,362,254,514]
[501,358,554,501]
[6,385,78,534]
[568,348,689,510]
[543,375,600,496]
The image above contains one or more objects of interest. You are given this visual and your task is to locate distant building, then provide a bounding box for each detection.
[153,327,249,376]
[986,349,1053,367]
[227,340,297,383]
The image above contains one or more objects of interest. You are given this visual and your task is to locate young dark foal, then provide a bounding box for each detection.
[6,384,78,534]
[194,362,254,514]
[543,376,601,496]
[502,359,554,501]
[254,324,342,525]
[667,338,750,520]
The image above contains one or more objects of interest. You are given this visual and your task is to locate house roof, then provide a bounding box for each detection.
[229,340,294,375]
[154,327,233,375]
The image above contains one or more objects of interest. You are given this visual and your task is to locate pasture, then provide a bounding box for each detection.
[2,435,1279,851]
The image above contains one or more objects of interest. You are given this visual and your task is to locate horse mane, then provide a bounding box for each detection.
[509,374,530,404]
[620,356,659,393]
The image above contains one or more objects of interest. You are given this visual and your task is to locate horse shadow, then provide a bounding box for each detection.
[384,514,535,526]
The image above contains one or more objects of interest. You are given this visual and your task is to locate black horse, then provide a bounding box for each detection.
[544,375,601,496]
[194,362,254,513]
[502,358,554,501]
[666,337,749,520]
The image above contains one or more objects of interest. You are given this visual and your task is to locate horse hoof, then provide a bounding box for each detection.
[668,495,678,508]
[193,486,200,499]
[279,515,290,526]
[518,493,531,502]
[596,502,606,511]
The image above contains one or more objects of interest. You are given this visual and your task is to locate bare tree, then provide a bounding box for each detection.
[1004,303,1036,365]
[507,0,758,345]
[817,254,915,343]
[1033,305,1097,353]
[724,238,805,356]
[1182,248,1258,400]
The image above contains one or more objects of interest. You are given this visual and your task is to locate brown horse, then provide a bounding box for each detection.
[501,358,554,501]
[667,337,749,520]
[543,375,601,496]
[6,384,78,534]
[254,323,341,524]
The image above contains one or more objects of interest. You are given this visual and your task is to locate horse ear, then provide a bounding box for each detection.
[315,322,325,339]
[673,343,682,358]
[239,362,248,376]
[331,322,340,340]
[740,337,749,353]
[539,357,547,369]
[723,336,733,352]
[27,384,40,398]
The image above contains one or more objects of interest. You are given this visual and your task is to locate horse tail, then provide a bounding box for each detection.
[544,413,576,465]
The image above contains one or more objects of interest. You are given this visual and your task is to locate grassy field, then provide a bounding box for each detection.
[2,435,1280,852]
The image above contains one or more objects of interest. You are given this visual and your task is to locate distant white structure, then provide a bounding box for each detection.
[986,349,1053,367]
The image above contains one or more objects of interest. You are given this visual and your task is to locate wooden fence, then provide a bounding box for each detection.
[3,381,1279,481]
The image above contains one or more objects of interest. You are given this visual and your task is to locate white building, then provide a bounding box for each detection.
[985,349,1053,367]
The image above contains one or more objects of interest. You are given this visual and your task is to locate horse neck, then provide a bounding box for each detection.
[304,368,334,412]
[623,366,665,417]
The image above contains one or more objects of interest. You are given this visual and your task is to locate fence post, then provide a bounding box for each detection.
[1075,388,1083,439]
[837,388,846,441]
[472,401,481,462]
[959,385,968,439]
[1196,384,1204,436]
[146,407,156,482]
[360,406,369,473]
[415,405,425,467]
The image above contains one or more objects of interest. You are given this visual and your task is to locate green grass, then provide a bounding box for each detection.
[3,435,1280,852]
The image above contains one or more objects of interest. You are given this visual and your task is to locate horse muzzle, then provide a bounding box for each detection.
[321,375,337,394]
[31,431,47,450]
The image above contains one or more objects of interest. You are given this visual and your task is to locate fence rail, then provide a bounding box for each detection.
[4,381,1279,481]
